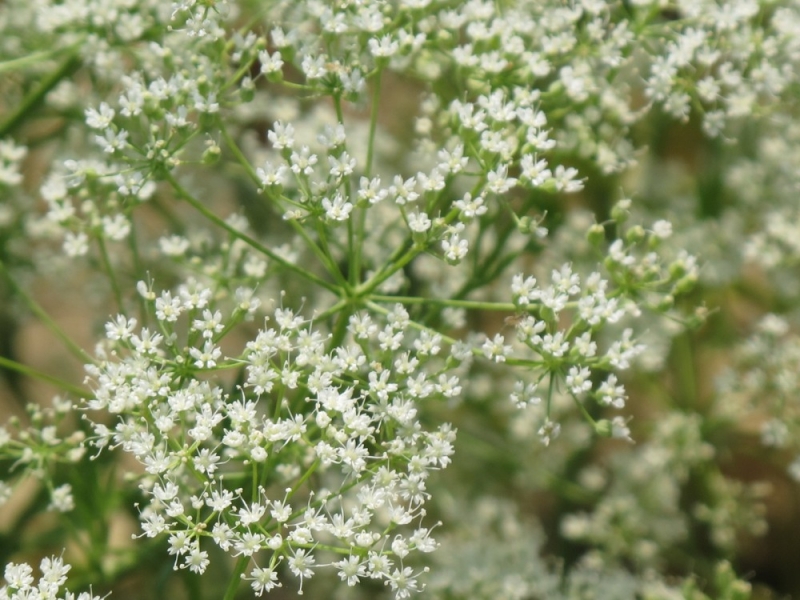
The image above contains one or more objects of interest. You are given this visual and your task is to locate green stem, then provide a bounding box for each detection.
[351,204,368,286]
[327,307,353,353]
[332,92,345,124]
[364,70,382,178]
[286,459,320,502]
[545,372,556,419]
[0,43,83,138]
[0,48,68,74]
[355,239,419,296]
[222,556,250,600]
[165,172,338,293]
[0,261,93,364]
[369,294,516,311]
[219,124,260,183]
[288,211,349,288]
[313,221,351,289]
[252,461,259,504]
[572,391,596,426]
[96,235,124,313]
[349,70,382,288]
[674,331,697,408]
[315,297,349,321]
[0,356,90,398]
[219,56,258,94]
[347,210,358,286]
[277,80,311,91]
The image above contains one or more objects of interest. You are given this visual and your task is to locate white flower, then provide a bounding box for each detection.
[322,193,353,221]
[407,211,431,233]
[259,49,284,74]
[189,341,222,368]
[442,235,468,263]
[482,334,511,363]
[652,220,673,239]
[511,274,540,305]
[538,418,561,446]
[183,546,210,574]
[520,154,551,186]
[257,161,289,187]
[288,548,316,593]
[387,566,423,599]
[334,555,366,586]
[510,381,540,408]
[565,366,592,396]
[597,374,626,408]
[268,121,295,150]
[63,231,89,257]
[85,102,115,129]
[248,564,281,595]
[48,484,75,512]
[102,214,131,241]
[369,35,399,58]
[553,165,583,192]
[159,235,191,257]
[486,164,517,194]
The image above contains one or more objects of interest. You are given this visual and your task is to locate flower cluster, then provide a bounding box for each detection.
[84,288,455,596]
[499,209,698,445]
[0,397,86,515]
[1,556,104,600]
[560,412,767,567]
[0,140,26,187]
[718,314,800,482]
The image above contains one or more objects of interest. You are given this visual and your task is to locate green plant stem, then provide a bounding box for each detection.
[0,260,93,364]
[545,372,556,418]
[0,48,68,74]
[286,459,320,502]
[348,69,383,289]
[355,239,420,296]
[327,307,353,352]
[364,71,382,178]
[369,294,517,311]
[219,123,260,183]
[165,172,338,294]
[96,235,124,313]
[315,297,349,321]
[674,330,698,408]
[223,556,250,600]
[572,392,597,426]
[311,220,350,289]
[0,356,90,398]
[0,42,83,138]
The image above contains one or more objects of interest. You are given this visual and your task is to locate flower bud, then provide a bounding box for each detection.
[656,294,674,311]
[587,223,606,247]
[594,419,612,437]
[625,225,645,244]
[266,69,284,84]
[240,77,255,102]
[611,198,631,223]
[202,144,222,165]
[673,274,698,295]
